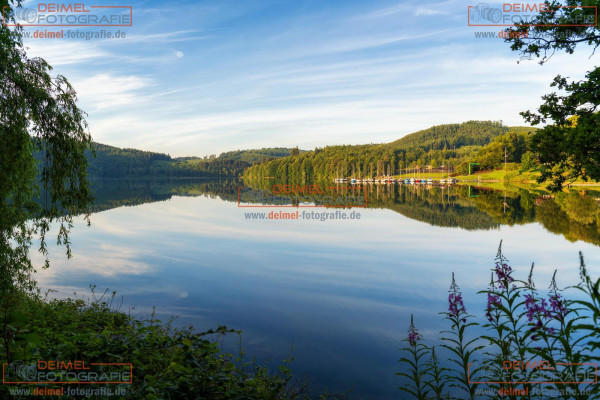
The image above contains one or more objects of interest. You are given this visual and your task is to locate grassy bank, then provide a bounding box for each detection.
[393,169,537,182]
[455,169,600,188]
[0,289,317,400]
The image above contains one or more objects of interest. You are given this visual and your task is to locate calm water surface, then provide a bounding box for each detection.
[33,179,600,399]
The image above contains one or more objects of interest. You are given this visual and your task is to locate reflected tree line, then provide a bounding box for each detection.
[82,178,600,247]
[33,178,242,214]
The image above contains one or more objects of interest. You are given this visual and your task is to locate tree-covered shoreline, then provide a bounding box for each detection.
[243,121,538,182]
[39,143,299,179]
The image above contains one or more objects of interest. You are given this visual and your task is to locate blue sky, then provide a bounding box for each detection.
[22,0,598,157]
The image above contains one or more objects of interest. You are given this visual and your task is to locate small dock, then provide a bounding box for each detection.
[333,177,458,185]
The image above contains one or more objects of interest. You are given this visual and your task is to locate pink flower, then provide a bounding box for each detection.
[408,315,422,347]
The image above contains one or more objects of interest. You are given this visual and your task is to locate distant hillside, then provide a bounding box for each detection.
[389,120,509,151]
[216,147,306,163]
[81,144,300,178]
[244,121,537,180]
[87,143,171,177]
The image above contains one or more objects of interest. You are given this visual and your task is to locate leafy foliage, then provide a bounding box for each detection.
[398,244,600,399]
[504,0,600,191]
[0,0,92,291]
[522,71,600,191]
[0,289,319,400]
[397,315,430,400]
[463,130,532,172]
[441,274,482,399]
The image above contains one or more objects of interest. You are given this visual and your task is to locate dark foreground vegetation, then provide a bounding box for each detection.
[0,288,320,399]
[399,244,600,400]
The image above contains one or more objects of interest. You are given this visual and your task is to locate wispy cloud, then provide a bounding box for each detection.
[24,40,109,65]
[125,30,210,44]
[358,3,414,19]
[74,73,154,110]
[414,7,447,16]
[18,0,598,156]
[358,0,454,19]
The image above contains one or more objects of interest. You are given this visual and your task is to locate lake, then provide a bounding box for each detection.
[33,179,600,399]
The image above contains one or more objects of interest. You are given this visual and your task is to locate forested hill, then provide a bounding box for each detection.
[389,120,507,151]
[51,143,299,178]
[35,121,533,179]
[216,147,306,163]
[243,121,537,180]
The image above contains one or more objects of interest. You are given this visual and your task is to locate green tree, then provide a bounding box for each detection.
[1,1,92,292]
[520,151,538,172]
[473,131,531,170]
[505,0,600,191]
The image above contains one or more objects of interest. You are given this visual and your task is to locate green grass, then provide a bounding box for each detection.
[395,172,452,179]
[0,290,317,400]
[454,169,542,182]
[454,169,506,181]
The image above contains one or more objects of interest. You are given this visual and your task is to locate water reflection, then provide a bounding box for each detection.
[32,178,600,399]
[87,178,600,246]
